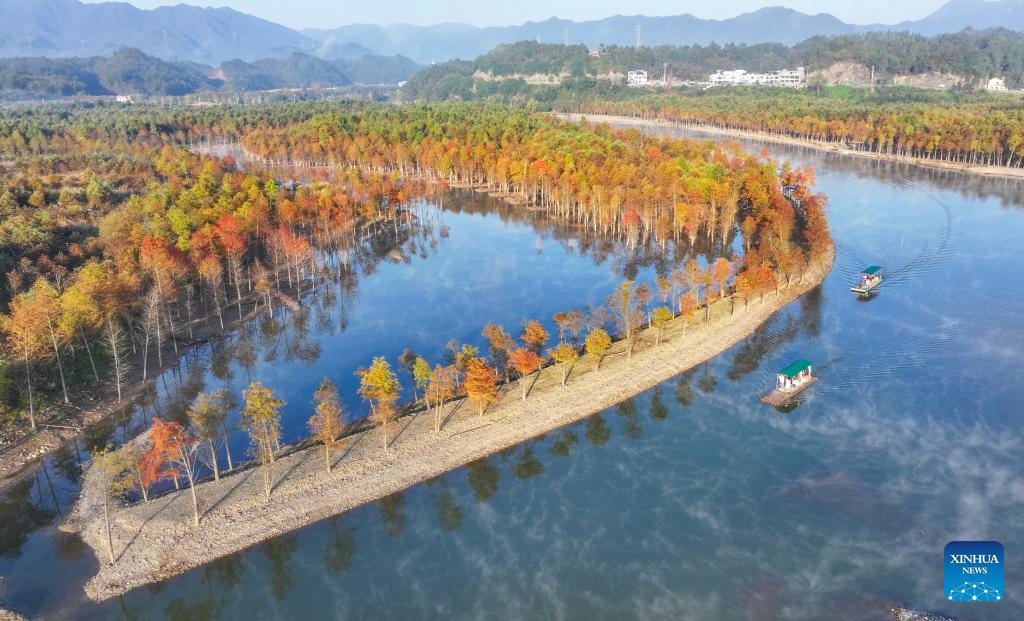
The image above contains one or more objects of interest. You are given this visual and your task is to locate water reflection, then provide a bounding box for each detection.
[379,492,406,540]
[466,458,500,503]
[0,479,54,559]
[512,447,544,481]
[432,477,464,533]
[323,518,357,573]
[3,126,1024,621]
[549,431,579,457]
[262,535,298,600]
[584,415,611,448]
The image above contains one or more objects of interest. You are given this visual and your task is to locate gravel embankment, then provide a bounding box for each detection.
[68,249,834,600]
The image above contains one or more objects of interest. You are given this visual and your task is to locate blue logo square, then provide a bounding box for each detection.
[945,541,1003,602]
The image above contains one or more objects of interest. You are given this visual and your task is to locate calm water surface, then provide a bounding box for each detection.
[1,126,1023,620]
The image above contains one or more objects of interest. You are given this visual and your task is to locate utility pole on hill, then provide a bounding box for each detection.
[635,20,642,49]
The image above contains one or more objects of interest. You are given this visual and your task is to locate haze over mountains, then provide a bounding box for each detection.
[0,0,315,64]
[312,1,1024,64]
[3,0,1024,66]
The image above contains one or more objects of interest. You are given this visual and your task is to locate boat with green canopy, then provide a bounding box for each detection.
[761,359,817,406]
[851,265,883,295]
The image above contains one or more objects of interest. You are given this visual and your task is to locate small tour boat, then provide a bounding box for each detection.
[761,359,816,406]
[851,265,883,295]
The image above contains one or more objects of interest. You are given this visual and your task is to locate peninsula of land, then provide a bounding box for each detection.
[68,246,834,601]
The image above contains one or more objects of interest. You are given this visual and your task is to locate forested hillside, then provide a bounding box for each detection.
[0,49,218,98]
[404,29,1024,96]
[0,49,420,100]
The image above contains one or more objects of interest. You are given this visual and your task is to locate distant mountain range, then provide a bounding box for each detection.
[308,0,1024,64]
[3,0,1024,66]
[0,0,317,64]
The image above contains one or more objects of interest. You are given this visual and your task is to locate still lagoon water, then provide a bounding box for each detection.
[1,124,1023,620]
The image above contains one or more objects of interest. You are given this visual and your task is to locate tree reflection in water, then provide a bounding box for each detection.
[0,186,768,615]
[549,430,579,457]
[675,373,696,407]
[433,477,464,533]
[616,398,643,440]
[466,457,501,503]
[649,387,668,422]
[727,319,799,384]
[324,518,357,573]
[799,284,824,338]
[697,362,718,394]
[261,534,298,600]
[166,592,221,621]
[585,414,612,447]
[379,492,407,539]
[0,478,55,559]
[513,446,544,480]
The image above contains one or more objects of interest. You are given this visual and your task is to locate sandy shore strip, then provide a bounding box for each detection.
[555,112,1024,181]
[67,248,833,601]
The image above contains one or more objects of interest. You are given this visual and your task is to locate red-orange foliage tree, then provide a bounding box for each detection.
[146,417,203,526]
[509,347,543,401]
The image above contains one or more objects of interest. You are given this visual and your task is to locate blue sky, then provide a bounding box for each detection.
[82,0,951,30]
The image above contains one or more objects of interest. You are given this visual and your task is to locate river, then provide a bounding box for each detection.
[1,123,1022,620]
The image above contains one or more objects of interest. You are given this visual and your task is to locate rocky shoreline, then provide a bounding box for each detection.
[66,246,834,601]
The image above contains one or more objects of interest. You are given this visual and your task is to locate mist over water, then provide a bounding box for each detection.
[2,124,1023,620]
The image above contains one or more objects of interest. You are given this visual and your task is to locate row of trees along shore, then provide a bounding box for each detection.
[1,102,828,469]
[561,88,1024,169]
[92,239,824,560]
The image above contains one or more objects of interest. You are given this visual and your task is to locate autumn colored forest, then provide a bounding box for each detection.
[402,35,1024,169]
[0,102,829,507]
[566,88,1024,168]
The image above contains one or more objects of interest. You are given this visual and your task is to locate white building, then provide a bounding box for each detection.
[709,67,805,88]
[987,77,1008,91]
[627,70,648,87]
[115,95,134,104]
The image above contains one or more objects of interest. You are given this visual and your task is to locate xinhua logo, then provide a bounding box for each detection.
[944,541,1004,602]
